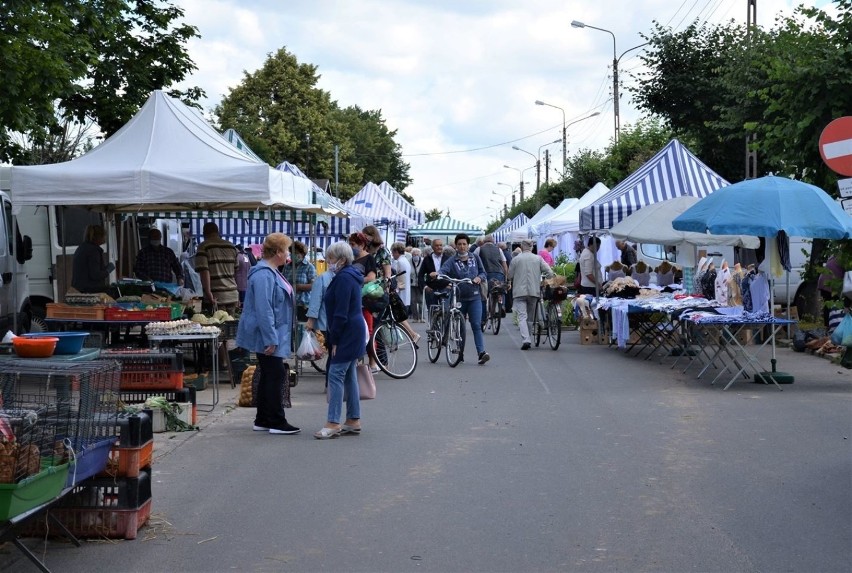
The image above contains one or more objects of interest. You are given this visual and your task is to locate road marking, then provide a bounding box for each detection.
[508,328,552,394]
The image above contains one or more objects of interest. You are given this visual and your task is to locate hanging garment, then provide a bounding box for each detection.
[715,267,731,305]
[701,268,717,300]
[749,272,770,314]
[740,271,755,312]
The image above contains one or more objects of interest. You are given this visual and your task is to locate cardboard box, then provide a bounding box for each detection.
[580,326,599,345]
[580,318,598,330]
[735,328,754,345]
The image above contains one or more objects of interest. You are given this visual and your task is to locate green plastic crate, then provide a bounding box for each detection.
[0,463,70,521]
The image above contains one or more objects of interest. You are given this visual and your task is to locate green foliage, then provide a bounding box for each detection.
[424,208,443,222]
[0,0,202,163]
[214,48,411,202]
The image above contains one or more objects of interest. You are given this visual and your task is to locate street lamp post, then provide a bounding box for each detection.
[502,167,522,206]
[538,138,561,185]
[535,100,567,171]
[510,146,539,197]
[491,191,510,218]
[571,20,647,144]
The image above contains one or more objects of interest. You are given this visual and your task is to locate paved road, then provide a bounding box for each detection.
[4,320,851,572]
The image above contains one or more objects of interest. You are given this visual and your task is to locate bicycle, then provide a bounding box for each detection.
[530,278,565,350]
[426,275,474,367]
[368,271,418,379]
[483,278,506,335]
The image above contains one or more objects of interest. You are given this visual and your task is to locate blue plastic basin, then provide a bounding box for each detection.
[23,331,89,354]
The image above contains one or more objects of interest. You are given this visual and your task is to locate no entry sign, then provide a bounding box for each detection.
[820,116,852,176]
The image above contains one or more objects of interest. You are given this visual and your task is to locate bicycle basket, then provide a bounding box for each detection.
[489,279,506,294]
[550,286,568,303]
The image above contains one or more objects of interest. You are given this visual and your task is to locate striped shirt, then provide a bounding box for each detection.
[195,236,239,306]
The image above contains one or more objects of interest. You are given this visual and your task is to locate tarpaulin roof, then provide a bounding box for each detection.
[10,91,320,214]
[345,182,414,229]
[508,204,555,241]
[579,139,729,231]
[378,181,425,224]
[408,216,482,236]
[492,213,530,243]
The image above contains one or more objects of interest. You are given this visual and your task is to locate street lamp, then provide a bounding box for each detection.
[538,138,561,185]
[510,146,539,196]
[503,164,528,204]
[496,181,516,209]
[535,100,567,170]
[491,192,510,218]
[571,20,647,144]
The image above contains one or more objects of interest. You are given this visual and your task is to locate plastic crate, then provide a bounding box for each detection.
[119,370,183,391]
[101,350,184,372]
[183,372,208,392]
[20,469,152,540]
[91,412,153,448]
[104,306,171,321]
[0,463,70,521]
[65,437,117,487]
[45,303,105,321]
[99,439,153,478]
[120,388,196,426]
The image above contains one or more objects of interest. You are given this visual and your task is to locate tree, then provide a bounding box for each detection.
[214,48,412,202]
[424,208,443,222]
[0,0,202,163]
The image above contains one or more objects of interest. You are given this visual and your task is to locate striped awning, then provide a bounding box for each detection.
[188,217,348,251]
[345,182,413,229]
[408,216,482,237]
[493,213,529,242]
[579,139,730,232]
[378,181,425,224]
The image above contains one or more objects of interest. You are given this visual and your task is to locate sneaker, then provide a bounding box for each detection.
[253,424,270,432]
[478,351,490,365]
[521,342,531,350]
[269,422,301,435]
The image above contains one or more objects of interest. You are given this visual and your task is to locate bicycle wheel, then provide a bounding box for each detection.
[490,295,501,335]
[533,300,543,347]
[445,312,464,367]
[372,322,418,379]
[547,303,561,350]
[427,311,443,363]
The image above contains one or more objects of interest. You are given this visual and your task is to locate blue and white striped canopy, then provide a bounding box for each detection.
[345,182,413,229]
[188,217,347,252]
[493,213,530,243]
[378,181,425,224]
[579,139,729,232]
[408,216,482,237]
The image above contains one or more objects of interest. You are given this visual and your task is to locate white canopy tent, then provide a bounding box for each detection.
[508,205,555,243]
[10,91,319,215]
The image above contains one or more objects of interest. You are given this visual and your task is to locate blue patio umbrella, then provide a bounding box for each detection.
[672,175,852,239]
[672,175,852,385]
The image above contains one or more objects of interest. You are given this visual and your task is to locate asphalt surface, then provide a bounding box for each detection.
[3,319,851,573]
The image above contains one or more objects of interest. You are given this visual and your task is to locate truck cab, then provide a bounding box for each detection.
[0,188,34,333]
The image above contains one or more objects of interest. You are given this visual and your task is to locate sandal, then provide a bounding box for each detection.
[313,427,340,440]
[341,424,361,435]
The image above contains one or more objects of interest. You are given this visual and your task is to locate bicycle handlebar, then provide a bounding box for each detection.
[436,274,473,284]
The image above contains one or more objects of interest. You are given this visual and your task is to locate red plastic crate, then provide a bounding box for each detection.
[24,498,152,540]
[99,439,153,478]
[104,306,171,321]
[119,370,183,391]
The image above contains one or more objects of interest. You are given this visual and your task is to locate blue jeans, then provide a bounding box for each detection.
[326,359,360,424]
[458,298,485,355]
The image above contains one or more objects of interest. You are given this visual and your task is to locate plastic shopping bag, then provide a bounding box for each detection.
[296,330,326,361]
[830,313,852,347]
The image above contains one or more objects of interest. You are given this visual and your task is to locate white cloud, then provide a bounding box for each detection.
[172,0,821,228]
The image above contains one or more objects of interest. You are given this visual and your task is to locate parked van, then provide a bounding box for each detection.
[1,165,116,329]
[635,239,810,305]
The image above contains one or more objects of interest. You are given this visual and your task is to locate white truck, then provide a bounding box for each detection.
[0,165,111,331]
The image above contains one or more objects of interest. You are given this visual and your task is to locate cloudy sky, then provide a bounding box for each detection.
[174,0,829,228]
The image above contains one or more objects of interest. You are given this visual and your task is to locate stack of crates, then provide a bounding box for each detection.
[120,387,197,430]
[21,411,155,540]
[0,359,123,489]
[103,349,184,391]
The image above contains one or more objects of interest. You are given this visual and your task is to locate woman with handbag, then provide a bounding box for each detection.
[315,241,365,439]
[349,232,380,372]
[235,233,300,435]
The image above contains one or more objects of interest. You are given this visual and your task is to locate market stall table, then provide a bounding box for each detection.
[690,316,797,390]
